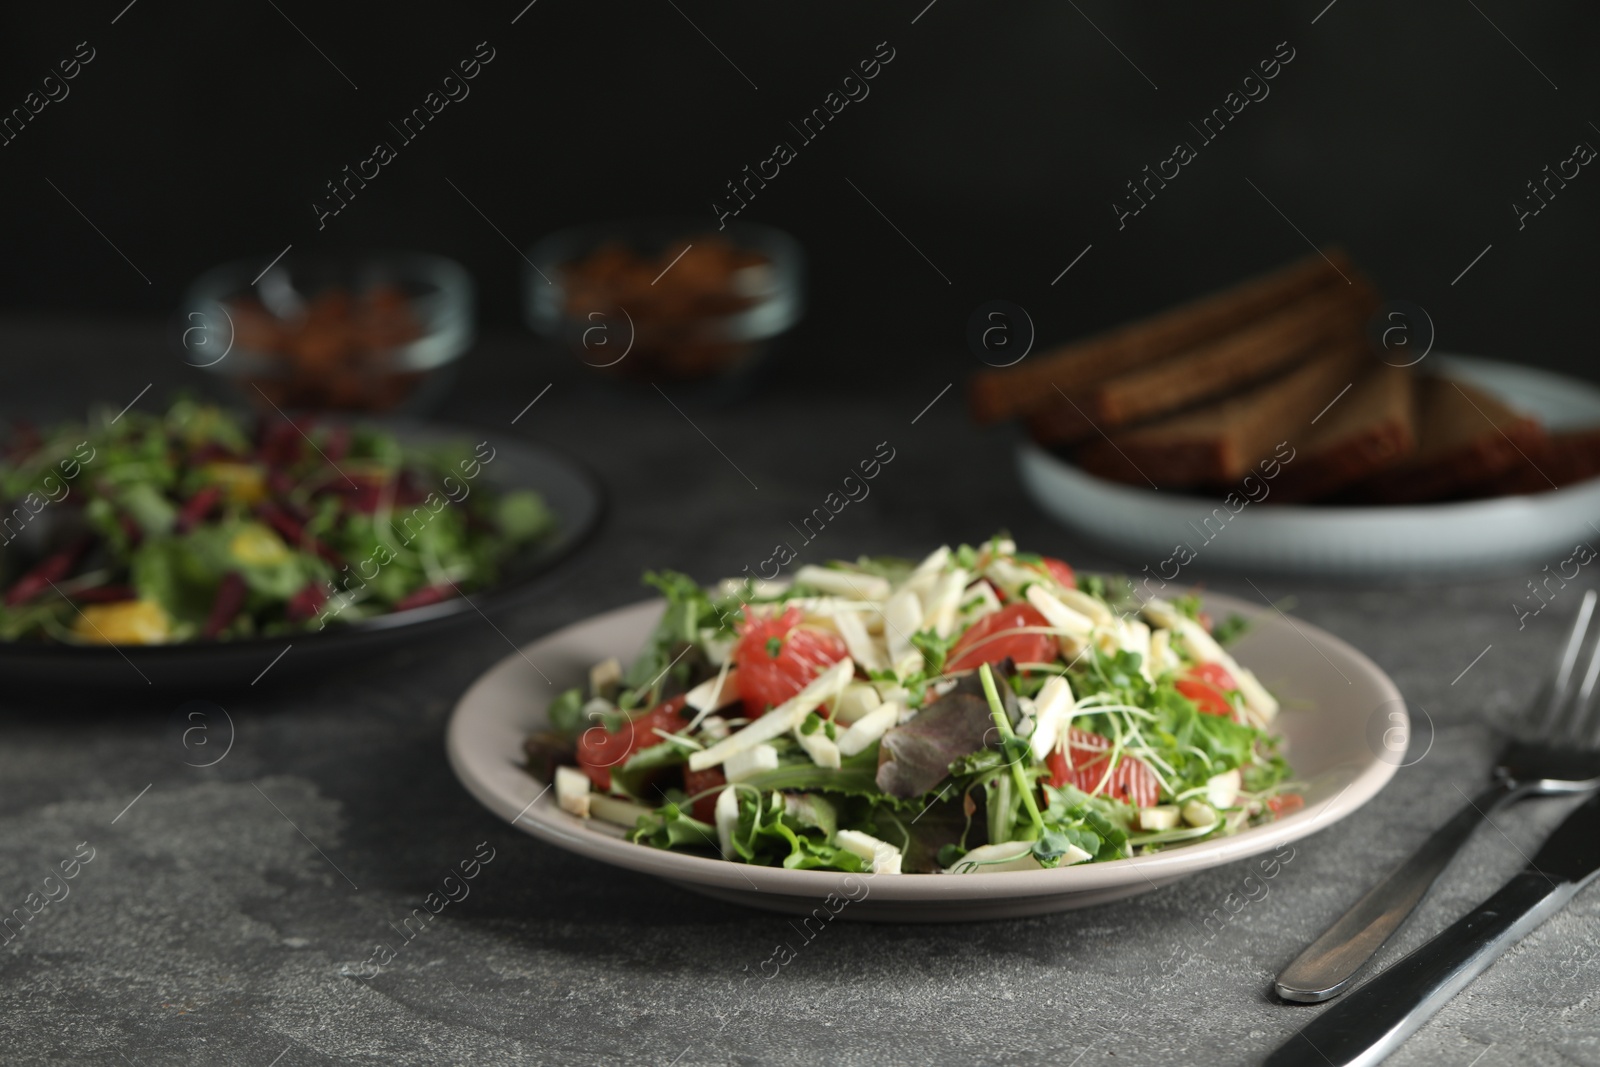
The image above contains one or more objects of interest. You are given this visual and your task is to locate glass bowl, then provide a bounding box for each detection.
[524,219,803,382]
[181,251,474,413]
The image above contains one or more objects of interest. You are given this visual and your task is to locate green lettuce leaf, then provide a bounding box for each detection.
[547,687,586,739]
[631,803,718,851]
[729,790,866,872]
[739,745,887,798]
[610,739,688,799]
[496,490,555,542]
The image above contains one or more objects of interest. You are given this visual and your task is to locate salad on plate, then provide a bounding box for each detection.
[527,537,1302,875]
[0,398,554,644]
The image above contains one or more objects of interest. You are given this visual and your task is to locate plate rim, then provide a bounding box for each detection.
[446,590,1404,904]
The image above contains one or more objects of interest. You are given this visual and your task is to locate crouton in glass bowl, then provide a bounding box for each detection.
[181,251,473,413]
[524,219,802,382]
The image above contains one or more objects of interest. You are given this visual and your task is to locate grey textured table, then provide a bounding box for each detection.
[2,321,1597,1067]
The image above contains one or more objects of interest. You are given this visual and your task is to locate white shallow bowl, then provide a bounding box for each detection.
[447,592,1404,922]
[1018,355,1600,579]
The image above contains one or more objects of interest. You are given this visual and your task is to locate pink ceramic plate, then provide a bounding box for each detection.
[446,592,1403,922]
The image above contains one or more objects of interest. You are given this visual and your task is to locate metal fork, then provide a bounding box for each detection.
[1275,588,1600,1003]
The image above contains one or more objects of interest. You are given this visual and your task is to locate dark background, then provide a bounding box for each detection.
[3,10,1599,1065]
[1,1,1594,386]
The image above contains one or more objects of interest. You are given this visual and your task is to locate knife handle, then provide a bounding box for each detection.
[1265,871,1575,1067]
[1274,780,1517,1003]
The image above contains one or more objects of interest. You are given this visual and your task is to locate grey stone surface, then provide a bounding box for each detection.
[2,322,1598,1066]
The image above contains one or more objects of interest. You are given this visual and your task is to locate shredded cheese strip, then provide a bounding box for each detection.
[688,658,855,771]
[1122,619,1153,682]
[1144,599,1277,724]
[1148,628,1175,674]
[832,609,887,674]
[1025,585,1094,656]
[794,565,891,602]
[923,567,971,638]
[883,588,923,677]
[685,662,737,717]
[904,545,951,600]
[1055,586,1114,628]
[794,721,841,768]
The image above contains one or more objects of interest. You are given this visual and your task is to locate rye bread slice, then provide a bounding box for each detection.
[969,250,1352,424]
[1349,375,1546,503]
[1027,276,1377,445]
[1267,364,1417,503]
[1463,426,1600,497]
[1073,338,1374,487]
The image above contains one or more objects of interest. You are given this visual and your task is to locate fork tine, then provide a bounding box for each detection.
[1568,622,1600,748]
[1539,589,1598,738]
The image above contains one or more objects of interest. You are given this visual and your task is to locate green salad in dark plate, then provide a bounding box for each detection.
[0,399,555,645]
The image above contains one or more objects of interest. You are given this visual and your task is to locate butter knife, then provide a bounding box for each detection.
[1265,791,1600,1067]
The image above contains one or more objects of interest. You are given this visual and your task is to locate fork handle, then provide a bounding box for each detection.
[1274,780,1517,1003]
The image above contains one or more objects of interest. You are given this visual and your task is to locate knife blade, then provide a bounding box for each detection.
[1265,792,1600,1067]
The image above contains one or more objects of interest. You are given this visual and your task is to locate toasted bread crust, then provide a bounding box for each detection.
[1073,338,1373,486]
[1269,365,1418,503]
[968,250,1353,425]
[974,248,1596,505]
[1351,376,1545,503]
[1027,278,1376,445]
[1464,427,1600,497]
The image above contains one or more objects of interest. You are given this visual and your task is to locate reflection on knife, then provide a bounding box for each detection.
[1265,791,1600,1067]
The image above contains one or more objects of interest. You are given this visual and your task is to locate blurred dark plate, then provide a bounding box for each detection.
[0,422,603,694]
